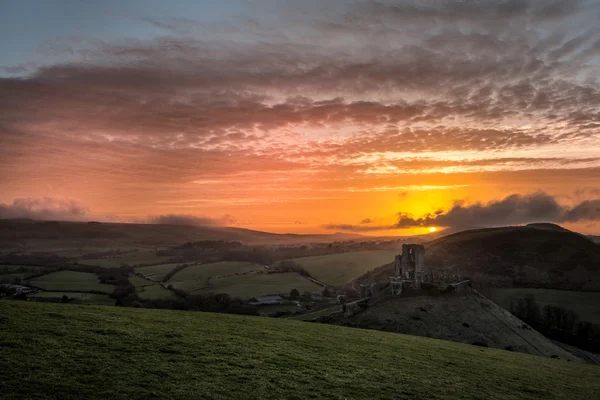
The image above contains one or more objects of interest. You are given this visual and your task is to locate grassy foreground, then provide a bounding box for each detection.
[1,302,599,400]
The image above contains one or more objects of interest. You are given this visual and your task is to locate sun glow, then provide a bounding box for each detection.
[429,227,437,233]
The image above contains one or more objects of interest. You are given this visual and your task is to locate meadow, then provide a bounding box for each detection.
[1,301,599,400]
[80,250,171,268]
[135,263,184,281]
[198,272,322,299]
[26,271,115,293]
[290,249,398,285]
[487,288,600,325]
[30,291,115,305]
[129,275,178,300]
[167,261,263,292]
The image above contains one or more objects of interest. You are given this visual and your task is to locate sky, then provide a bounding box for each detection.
[1,0,600,235]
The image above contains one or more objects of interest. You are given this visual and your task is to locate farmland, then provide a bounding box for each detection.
[167,261,263,292]
[135,263,184,282]
[129,275,178,300]
[197,272,322,299]
[2,301,600,400]
[487,288,600,325]
[26,271,115,293]
[30,291,115,305]
[290,249,398,285]
[80,250,171,268]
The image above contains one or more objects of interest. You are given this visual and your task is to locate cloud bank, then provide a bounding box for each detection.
[0,197,89,221]
[325,192,600,232]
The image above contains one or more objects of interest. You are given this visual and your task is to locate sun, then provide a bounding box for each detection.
[429,227,437,233]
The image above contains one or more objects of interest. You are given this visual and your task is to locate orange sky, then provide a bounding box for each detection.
[1,1,599,235]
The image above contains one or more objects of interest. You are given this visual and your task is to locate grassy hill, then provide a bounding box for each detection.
[2,302,600,400]
[425,225,600,290]
[359,225,600,291]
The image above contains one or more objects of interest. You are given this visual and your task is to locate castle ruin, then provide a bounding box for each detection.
[389,244,462,295]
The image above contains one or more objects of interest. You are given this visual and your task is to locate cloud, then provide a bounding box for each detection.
[396,192,600,229]
[324,192,600,232]
[1,0,600,220]
[147,214,235,226]
[0,197,89,221]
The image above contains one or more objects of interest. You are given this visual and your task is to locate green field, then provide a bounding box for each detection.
[30,291,115,305]
[288,304,342,321]
[0,265,52,283]
[135,263,184,281]
[488,288,600,325]
[1,301,599,400]
[290,250,398,286]
[198,272,322,299]
[129,275,178,300]
[167,261,263,292]
[0,273,34,283]
[26,271,115,293]
[80,250,171,268]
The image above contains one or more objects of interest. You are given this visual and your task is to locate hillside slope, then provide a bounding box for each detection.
[336,292,578,361]
[2,301,600,400]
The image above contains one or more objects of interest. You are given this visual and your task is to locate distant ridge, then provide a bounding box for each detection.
[526,222,570,232]
[0,219,402,246]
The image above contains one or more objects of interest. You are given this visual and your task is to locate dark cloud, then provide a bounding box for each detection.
[562,200,600,223]
[0,197,89,221]
[396,192,600,229]
[360,218,373,224]
[324,192,600,232]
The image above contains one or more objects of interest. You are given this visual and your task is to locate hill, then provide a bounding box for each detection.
[357,225,600,291]
[425,226,600,290]
[2,301,600,400]
[0,219,370,249]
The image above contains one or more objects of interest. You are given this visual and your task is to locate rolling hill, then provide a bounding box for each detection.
[0,219,370,250]
[2,301,599,400]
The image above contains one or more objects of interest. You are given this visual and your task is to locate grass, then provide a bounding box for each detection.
[288,304,342,321]
[0,265,52,282]
[26,271,115,293]
[487,288,600,325]
[198,272,321,299]
[79,250,171,268]
[167,261,263,292]
[129,275,178,300]
[135,263,184,281]
[1,301,599,400]
[291,250,398,286]
[0,273,34,283]
[30,291,115,306]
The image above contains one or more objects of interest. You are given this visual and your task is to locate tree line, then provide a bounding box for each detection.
[509,295,600,353]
